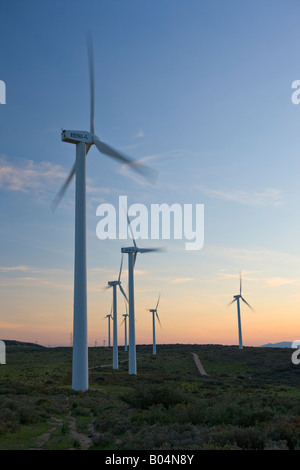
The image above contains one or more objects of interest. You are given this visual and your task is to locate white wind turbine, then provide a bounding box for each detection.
[52,33,156,391]
[104,306,113,347]
[121,299,129,352]
[122,215,163,375]
[147,294,161,355]
[227,272,254,349]
[104,255,128,369]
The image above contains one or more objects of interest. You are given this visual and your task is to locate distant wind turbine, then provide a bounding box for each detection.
[52,33,156,391]
[104,306,113,347]
[122,215,163,374]
[147,294,161,355]
[104,255,128,369]
[121,298,129,352]
[227,272,254,349]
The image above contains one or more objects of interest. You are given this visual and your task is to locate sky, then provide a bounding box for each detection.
[1,0,300,348]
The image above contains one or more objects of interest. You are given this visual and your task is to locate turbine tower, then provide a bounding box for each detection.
[228,272,254,349]
[147,294,161,355]
[122,216,163,375]
[104,255,128,369]
[52,33,156,391]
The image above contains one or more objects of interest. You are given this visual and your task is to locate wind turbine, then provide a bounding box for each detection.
[52,33,156,391]
[227,272,254,349]
[104,306,113,347]
[147,294,161,355]
[104,255,128,369]
[122,216,163,375]
[121,299,129,352]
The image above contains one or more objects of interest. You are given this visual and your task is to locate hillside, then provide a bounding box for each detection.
[0,339,45,348]
[260,342,293,348]
[0,343,300,450]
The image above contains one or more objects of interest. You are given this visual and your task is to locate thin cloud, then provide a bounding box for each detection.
[265,277,299,287]
[217,269,300,288]
[0,155,66,194]
[209,245,300,265]
[197,185,284,207]
[0,265,30,272]
[0,275,71,289]
[0,265,70,275]
[0,322,24,329]
[217,270,258,282]
[171,277,193,284]
[133,129,144,139]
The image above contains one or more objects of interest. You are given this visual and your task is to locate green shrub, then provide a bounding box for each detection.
[0,408,19,434]
[72,406,90,417]
[121,384,188,410]
[233,427,266,450]
[19,406,38,424]
[271,417,300,450]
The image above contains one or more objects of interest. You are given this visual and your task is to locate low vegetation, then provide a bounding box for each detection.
[0,342,300,449]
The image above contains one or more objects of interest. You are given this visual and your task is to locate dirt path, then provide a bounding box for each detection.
[68,418,94,450]
[191,353,208,376]
[34,416,94,450]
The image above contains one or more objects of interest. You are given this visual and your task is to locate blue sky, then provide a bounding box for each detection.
[1,0,300,347]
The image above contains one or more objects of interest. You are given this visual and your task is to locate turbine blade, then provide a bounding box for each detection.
[241,297,254,311]
[119,283,128,302]
[156,311,161,327]
[155,293,161,310]
[51,161,76,211]
[138,247,163,253]
[133,251,138,267]
[51,144,92,211]
[126,213,137,248]
[86,31,95,134]
[102,285,112,292]
[118,253,124,282]
[227,299,236,307]
[93,136,157,183]
[240,272,242,295]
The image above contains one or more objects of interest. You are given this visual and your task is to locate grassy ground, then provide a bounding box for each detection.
[0,342,300,450]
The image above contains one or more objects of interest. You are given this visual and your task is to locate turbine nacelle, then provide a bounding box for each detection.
[61,129,93,144]
[108,280,121,287]
[121,246,138,254]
